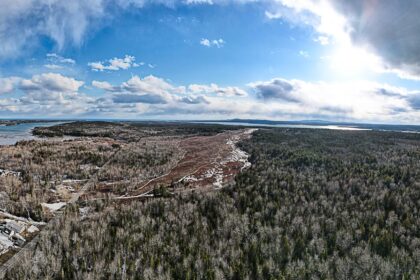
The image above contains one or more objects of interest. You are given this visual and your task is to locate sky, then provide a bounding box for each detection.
[1,0,420,123]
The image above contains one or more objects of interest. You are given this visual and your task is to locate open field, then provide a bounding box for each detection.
[136,129,256,193]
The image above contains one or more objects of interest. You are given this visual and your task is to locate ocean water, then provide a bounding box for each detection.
[0,122,61,145]
[192,122,371,131]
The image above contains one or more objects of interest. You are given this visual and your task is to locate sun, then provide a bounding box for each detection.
[328,44,383,79]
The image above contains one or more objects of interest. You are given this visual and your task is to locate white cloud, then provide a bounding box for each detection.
[314,35,329,45]
[20,73,84,93]
[46,53,75,65]
[248,77,420,122]
[266,0,420,80]
[184,0,214,4]
[92,80,116,91]
[0,73,91,116]
[121,75,185,96]
[88,74,420,122]
[44,64,63,70]
[93,75,186,104]
[200,38,225,48]
[2,0,418,83]
[92,75,248,101]
[1,71,420,122]
[200,38,211,47]
[0,0,106,59]
[0,77,18,95]
[43,53,75,71]
[188,83,247,97]
[0,0,246,59]
[88,55,140,71]
[299,50,309,58]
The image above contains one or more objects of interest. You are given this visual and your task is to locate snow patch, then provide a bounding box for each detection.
[0,169,21,178]
[182,175,198,182]
[41,202,66,211]
[0,234,13,248]
[27,225,39,233]
[79,207,90,219]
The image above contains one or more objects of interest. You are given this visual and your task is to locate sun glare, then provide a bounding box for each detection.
[329,45,383,78]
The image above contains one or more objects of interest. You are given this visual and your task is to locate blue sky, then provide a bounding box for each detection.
[1,0,420,123]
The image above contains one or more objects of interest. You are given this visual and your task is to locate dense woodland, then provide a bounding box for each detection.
[33,121,242,140]
[5,128,420,279]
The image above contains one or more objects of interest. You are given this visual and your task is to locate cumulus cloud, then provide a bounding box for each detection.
[91,76,248,111]
[92,80,118,92]
[266,0,420,79]
[88,55,140,71]
[17,73,89,114]
[113,93,168,104]
[88,74,420,122]
[93,75,186,105]
[0,78,18,95]
[92,75,243,107]
[407,95,420,110]
[248,77,420,122]
[180,95,210,104]
[188,83,247,97]
[330,0,420,79]
[88,74,420,123]
[249,78,298,102]
[121,75,185,95]
[200,38,225,48]
[1,70,420,122]
[0,73,92,116]
[20,73,84,93]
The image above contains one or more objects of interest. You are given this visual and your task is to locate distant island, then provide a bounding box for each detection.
[0,120,60,127]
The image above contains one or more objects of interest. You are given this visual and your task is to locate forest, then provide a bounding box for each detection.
[5,127,420,279]
[33,121,242,140]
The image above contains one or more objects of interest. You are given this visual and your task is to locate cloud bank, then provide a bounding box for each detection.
[0,72,419,123]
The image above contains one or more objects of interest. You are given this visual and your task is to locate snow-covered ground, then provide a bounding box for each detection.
[27,225,39,233]
[0,210,46,226]
[41,202,66,212]
[179,129,257,189]
[0,234,13,253]
[222,129,257,171]
[204,167,224,189]
[0,219,34,254]
[79,207,90,219]
[0,169,21,178]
